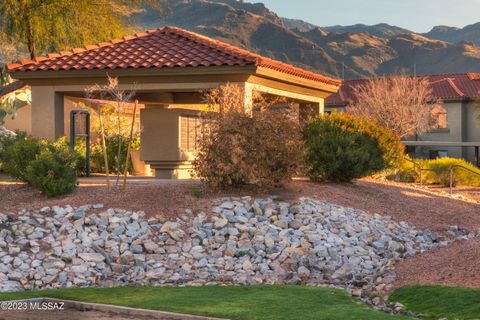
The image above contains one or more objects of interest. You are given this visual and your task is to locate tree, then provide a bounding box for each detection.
[85,76,136,189]
[347,75,439,138]
[0,0,163,59]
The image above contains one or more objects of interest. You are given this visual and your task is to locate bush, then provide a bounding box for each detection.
[53,136,87,176]
[91,135,133,174]
[193,84,303,190]
[384,155,418,182]
[25,147,78,197]
[421,157,480,187]
[325,112,404,169]
[2,135,47,180]
[303,115,385,182]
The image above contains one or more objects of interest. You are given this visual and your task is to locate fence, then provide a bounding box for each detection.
[402,157,480,195]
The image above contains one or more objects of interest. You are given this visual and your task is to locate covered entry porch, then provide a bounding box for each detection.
[7,27,340,179]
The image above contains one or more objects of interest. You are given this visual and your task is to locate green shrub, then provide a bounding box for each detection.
[421,157,480,187]
[2,135,47,180]
[325,112,404,169]
[52,136,87,176]
[91,135,133,174]
[303,116,385,182]
[25,147,78,197]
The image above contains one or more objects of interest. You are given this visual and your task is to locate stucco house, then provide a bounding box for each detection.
[5,26,340,179]
[325,74,480,165]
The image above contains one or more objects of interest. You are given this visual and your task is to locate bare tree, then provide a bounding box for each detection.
[347,75,439,138]
[85,76,135,189]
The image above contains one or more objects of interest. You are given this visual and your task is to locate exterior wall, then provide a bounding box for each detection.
[140,107,200,179]
[3,104,32,134]
[415,102,465,159]
[465,102,480,162]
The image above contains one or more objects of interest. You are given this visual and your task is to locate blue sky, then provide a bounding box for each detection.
[245,0,480,33]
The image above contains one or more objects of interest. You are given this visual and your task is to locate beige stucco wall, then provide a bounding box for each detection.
[465,102,480,162]
[415,102,464,159]
[140,107,200,179]
[3,104,32,134]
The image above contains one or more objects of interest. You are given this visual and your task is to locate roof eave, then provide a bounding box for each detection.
[255,66,340,94]
[8,65,259,81]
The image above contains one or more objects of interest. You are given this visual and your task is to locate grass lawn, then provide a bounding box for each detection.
[0,285,408,320]
[390,285,480,319]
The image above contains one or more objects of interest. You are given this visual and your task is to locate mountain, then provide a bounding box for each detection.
[423,22,480,46]
[281,18,318,32]
[131,0,480,79]
[322,23,413,38]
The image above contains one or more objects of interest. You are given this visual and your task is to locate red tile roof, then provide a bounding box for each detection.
[326,74,480,106]
[7,26,340,87]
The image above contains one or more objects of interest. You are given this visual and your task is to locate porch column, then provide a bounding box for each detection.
[241,82,254,115]
[31,86,64,140]
[299,102,322,123]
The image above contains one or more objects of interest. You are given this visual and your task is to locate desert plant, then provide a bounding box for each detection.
[347,75,440,138]
[91,135,133,174]
[52,136,87,176]
[324,112,404,169]
[85,76,136,188]
[2,134,46,180]
[25,147,78,197]
[193,83,303,190]
[303,115,385,182]
[421,158,480,187]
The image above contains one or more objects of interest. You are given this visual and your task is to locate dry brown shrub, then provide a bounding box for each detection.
[192,83,303,190]
[347,75,440,138]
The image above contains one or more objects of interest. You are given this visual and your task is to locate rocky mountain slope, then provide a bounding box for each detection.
[131,0,480,79]
[423,22,480,46]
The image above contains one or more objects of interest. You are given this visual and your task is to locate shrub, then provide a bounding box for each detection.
[25,147,78,197]
[384,155,419,182]
[303,116,385,182]
[2,135,47,180]
[91,135,133,174]
[193,84,303,190]
[53,136,87,176]
[326,112,404,169]
[421,157,480,187]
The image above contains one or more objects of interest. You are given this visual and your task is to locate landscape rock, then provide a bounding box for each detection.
[0,198,454,298]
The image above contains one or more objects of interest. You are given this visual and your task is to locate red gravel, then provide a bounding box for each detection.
[1,177,479,232]
[394,239,480,288]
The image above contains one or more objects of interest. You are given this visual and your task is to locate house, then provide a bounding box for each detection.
[325,74,480,165]
[6,26,340,179]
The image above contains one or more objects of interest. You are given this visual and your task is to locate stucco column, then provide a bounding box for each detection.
[241,82,254,115]
[31,86,64,140]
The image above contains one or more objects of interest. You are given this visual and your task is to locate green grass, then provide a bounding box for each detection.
[0,285,407,320]
[390,285,480,320]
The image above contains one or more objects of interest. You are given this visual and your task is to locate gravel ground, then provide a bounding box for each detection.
[394,238,480,288]
[1,177,479,232]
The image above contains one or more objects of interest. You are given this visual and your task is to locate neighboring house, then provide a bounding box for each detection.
[325,74,480,164]
[6,26,340,179]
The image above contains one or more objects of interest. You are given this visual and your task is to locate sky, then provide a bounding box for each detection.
[245,0,480,33]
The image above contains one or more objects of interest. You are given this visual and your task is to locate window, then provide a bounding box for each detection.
[180,115,201,152]
[431,105,448,129]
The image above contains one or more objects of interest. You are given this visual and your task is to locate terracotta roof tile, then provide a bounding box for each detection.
[326,74,480,106]
[7,26,339,86]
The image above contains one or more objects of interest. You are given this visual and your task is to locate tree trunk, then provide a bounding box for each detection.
[26,16,36,59]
